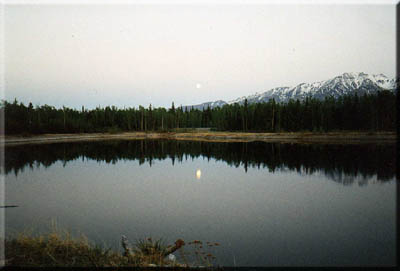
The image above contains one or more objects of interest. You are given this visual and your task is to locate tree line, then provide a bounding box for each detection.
[1,90,396,135]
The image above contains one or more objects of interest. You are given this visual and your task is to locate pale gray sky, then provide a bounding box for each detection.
[4,2,396,109]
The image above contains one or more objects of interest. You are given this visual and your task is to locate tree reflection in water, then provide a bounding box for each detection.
[4,140,395,185]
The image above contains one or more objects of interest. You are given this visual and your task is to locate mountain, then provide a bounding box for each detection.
[184,100,227,111]
[186,72,397,110]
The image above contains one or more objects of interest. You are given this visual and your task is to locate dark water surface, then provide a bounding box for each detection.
[3,140,396,266]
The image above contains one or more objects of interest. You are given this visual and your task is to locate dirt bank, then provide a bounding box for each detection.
[1,131,396,146]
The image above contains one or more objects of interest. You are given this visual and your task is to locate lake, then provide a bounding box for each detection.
[3,139,396,266]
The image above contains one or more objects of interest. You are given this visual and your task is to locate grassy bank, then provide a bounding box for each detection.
[4,229,219,268]
[2,130,396,146]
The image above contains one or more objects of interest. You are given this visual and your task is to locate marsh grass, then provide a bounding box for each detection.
[130,237,174,267]
[177,240,219,268]
[4,229,129,267]
[4,228,220,268]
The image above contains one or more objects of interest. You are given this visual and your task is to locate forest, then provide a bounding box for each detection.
[1,90,396,135]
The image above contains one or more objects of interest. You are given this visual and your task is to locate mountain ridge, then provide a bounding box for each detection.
[185,72,397,110]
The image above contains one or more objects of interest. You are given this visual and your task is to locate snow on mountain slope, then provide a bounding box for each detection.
[186,72,397,109]
[183,100,227,111]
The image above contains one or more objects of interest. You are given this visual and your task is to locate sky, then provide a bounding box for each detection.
[4,1,397,109]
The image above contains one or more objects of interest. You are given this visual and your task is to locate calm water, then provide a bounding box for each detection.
[3,140,397,266]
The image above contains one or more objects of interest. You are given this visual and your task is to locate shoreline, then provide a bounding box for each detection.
[1,131,396,146]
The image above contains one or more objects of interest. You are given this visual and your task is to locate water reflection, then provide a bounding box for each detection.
[4,140,396,266]
[3,140,396,185]
[196,169,202,180]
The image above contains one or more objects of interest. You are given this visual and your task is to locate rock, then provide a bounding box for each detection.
[168,254,176,262]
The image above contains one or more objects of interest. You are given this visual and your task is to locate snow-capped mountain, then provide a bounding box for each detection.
[186,72,397,110]
[184,100,227,111]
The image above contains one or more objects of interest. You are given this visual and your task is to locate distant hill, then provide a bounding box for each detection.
[185,72,397,110]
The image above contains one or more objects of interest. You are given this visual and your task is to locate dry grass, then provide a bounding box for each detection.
[180,240,220,267]
[4,229,220,268]
[5,230,128,267]
[4,130,396,146]
[129,237,176,267]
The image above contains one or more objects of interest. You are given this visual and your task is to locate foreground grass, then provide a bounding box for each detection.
[5,231,131,267]
[4,230,219,268]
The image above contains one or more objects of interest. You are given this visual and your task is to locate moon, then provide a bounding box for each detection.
[196,83,202,89]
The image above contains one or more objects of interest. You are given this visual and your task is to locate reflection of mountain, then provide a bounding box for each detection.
[282,166,381,186]
[4,140,395,185]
